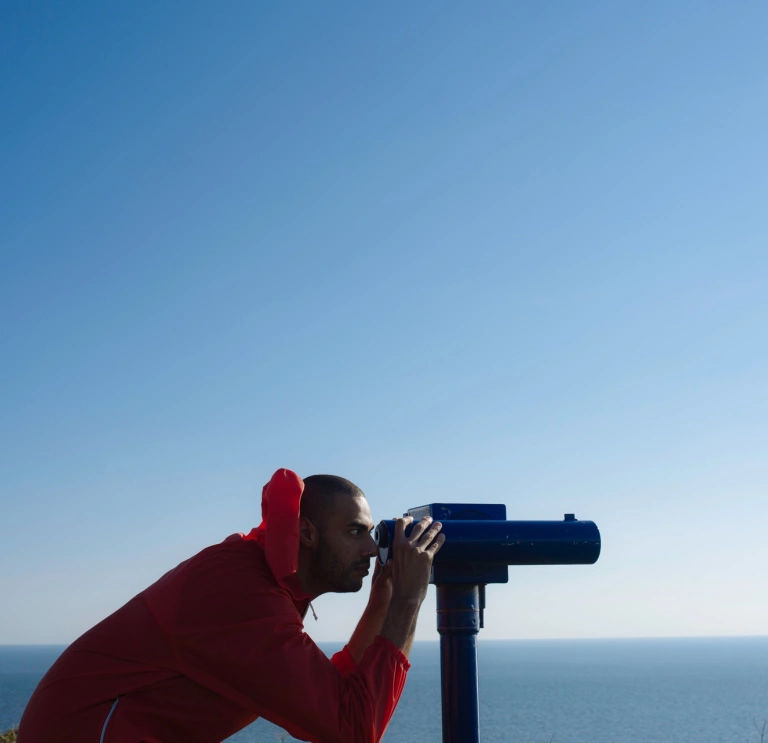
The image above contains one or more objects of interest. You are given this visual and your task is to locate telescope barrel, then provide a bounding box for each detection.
[376,504,601,742]
[374,518,601,567]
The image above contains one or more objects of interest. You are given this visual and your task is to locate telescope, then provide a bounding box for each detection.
[374,503,601,743]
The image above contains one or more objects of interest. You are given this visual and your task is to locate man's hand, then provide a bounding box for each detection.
[390,516,445,606]
[380,516,445,658]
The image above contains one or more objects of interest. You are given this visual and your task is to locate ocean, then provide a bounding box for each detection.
[2,637,767,742]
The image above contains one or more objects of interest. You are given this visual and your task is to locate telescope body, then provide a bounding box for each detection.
[373,502,601,742]
[374,503,600,585]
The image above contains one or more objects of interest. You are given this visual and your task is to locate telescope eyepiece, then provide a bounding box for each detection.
[374,521,390,565]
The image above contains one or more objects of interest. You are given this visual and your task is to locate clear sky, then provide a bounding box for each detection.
[1,2,767,645]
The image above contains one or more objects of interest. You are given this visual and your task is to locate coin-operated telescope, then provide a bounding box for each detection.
[374,504,601,743]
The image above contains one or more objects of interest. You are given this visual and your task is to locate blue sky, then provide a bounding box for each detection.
[1,2,767,644]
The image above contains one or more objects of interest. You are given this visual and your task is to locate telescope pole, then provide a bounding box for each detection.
[436,584,481,743]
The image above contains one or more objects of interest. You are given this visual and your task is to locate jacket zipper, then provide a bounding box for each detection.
[99,696,121,743]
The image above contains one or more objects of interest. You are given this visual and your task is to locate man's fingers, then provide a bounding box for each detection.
[407,516,433,543]
[393,516,412,545]
[417,520,443,547]
[426,533,446,553]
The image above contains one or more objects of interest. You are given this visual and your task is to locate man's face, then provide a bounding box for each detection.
[315,494,377,593]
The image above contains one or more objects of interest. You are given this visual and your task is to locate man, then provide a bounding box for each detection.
[18,468,445,743]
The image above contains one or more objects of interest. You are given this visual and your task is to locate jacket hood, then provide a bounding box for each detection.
[244,468,309,601]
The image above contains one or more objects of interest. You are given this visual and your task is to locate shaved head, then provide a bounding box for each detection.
[300,474,364,532]
[297,474,377,595]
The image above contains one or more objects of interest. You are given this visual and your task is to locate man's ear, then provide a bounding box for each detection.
[299,516,320,548]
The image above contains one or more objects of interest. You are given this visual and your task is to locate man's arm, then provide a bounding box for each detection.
[345,561,393,664]
[344,516,443,664]
[380,516,445,658]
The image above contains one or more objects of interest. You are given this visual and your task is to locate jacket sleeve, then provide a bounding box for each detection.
[330,646,358,677]
[169,545,410,743]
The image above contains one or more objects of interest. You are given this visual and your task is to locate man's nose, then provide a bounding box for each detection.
[363,532,377,556]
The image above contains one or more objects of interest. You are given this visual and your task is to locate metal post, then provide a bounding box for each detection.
[436,584,481,743]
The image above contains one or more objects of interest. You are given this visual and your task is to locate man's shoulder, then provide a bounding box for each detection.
[145,534,287,610]
[186,534,274,584]
[173,536,302,627]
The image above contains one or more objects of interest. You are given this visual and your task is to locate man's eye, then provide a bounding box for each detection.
[350,529,360,536]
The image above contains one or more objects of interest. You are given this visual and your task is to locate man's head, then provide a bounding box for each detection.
[297,474,377,597]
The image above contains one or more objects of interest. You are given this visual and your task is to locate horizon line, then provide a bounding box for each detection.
[3,633,768,647]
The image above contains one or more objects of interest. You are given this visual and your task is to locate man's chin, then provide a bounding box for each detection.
[334,576,365,594]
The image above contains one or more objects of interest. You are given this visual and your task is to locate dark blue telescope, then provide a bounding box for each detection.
[373,502,601,743]
[374,503,600,585]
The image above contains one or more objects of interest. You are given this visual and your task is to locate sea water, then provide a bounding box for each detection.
[2,638,768,742]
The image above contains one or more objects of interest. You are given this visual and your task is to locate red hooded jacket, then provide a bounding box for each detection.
[18,469,410,743]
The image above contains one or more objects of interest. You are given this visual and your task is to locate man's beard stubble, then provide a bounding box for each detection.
[316,534,366,593]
